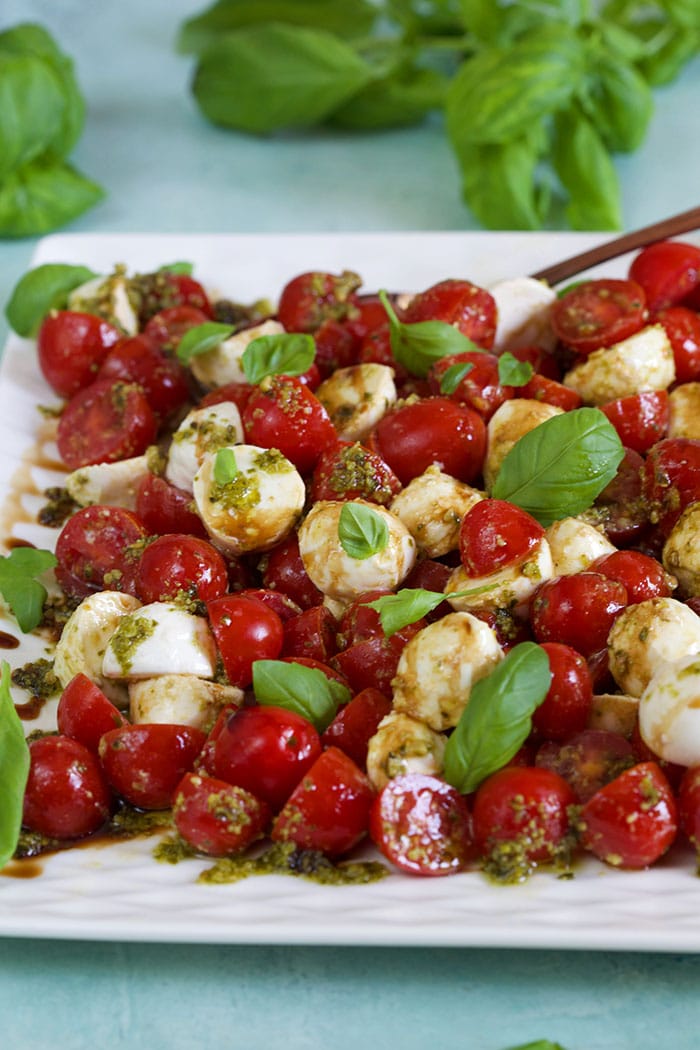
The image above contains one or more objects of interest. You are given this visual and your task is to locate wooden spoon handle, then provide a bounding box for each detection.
[530,206,700,286]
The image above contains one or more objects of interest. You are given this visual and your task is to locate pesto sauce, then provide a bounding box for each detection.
[109,614,157,674]
[253,448,293,474]
[209,471,260,512]
[11,659,61,699]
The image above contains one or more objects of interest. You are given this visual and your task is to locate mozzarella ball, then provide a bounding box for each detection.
[607,596,700,697]
[129,674,243,731]
[392,612,503,731]
[65,455,150,511]
[663,503,700,597]
[545,517,617,576]
[166,402,244,493]
[639,653,700,766]
[563,325,675,406]
[298,499,416,602]
[189,319,285,389]
[366,712,446,792]
[389,464,483,558]
[68,271,138,335]
[193,443,305,555]
[484,399,563,492]
[102,602,217,680]
[489,276,557,352]
[587,692,639,739]
[315,363,397,441]
[54,591,142,706]
[669,383,700,440]
[445,538,553,617]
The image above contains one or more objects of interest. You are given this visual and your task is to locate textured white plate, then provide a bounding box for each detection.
[2,230,700,950]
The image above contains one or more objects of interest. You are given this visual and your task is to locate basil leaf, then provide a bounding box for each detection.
[502,1041,568,1050]
[551,106,621,232]
[241,332,315,385]
[365,582,501,638]
[380,290,482,378]
[214,447,238,485]
[498,352,532,387]
[440,361,474,395]
[329,65,447,131]
[0,548,57,633]
[192,24,373,134]
[637,25,700,87]
[5,262,97,337]
[0,53,64,180]
[338,502,389,561]
[253,659,351,732]
[458,0,585,45]
[0,661,30,870]
[175,321,235,364]
[492,407,625,526]
[452,131,549,231]
[158,261,194,276]
[580,48,652,153]
[443,642,551,794]
[0,156,104,239]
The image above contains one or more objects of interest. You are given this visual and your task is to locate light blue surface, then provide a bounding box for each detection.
[1,4,700,1048]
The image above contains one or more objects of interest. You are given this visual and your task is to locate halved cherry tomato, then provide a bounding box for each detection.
[600,391,669,455]
[135,533,229,604]
[531,642,592,742]
[589,550,673,605]
[143,305,210,353]
[517,373,582,411]
[309,441,401,505]
[173,771,270,856]
[56,673,127,753]
[136,271,212,324]
[98,335,190,423]
[403,279,497,349]
[535,729,635,803]
[23,735,112,839]
[135,473,208,538]
[459,499,544,577]
[260,533,324,611]
[321,687,392,770]
[237,587,302,622]
[641,437,700,536]
[529,573,628,657]
[55,504,148,599]
[56,378,157,470]
[678,766,700,848]
[207,594,284,688]
[99,724,206,809]
[551,278,647,356]
[332,622,425,698]
[37,311,120,398]
[312,317,360,378]
[654,306,700,383]
[277,270,361,333]
[629,240,700,312]
[281,604,338,662]
[427,351,511,420]
[593,446,650,546]
[242,375,337,475]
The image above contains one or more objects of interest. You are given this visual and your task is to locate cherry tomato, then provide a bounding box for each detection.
[337,589,393,647]
[516,373,582,412]
[143,305,210,354]
[508,345,561,380]
[136,271,212,324]
[629,240,700,311]
[242,375,337,475]
[358,322,408,383]
[641,437,700,536]
[23,735,112,839]
[281,604,338,663]
[238,587,301,622]
[271,747,375,855]
[427,351,511,420]
[207,594,284,688]
[135,473,208,538]
[594,446,650,546]
[600,391,669,455]
[551,278,647,356]
[173,771,270,856]
[309,441,402,505]
[197,381,255,413]
[135,533,229,604]
[589,550,673,605]
[459,498,544,577]
[535,729,635,803]
[580,761,678,868]
[401,559,452,622]
[332,622,425,698]
[529,573,628,657]
[654,306,700,383]
[678,766,700,847]
[321,687,392,770]
[55,504,148,599]
[530,642,592,742]
[214,705,322,812]
[56,378,157,470]
[277,270,361,332]
[56,673,128,753]
[403,279,497,349]
[260,533,324,611]
[99,724,206,809]
[369,773,473,876]
[98,335,190,422]
[37,311,120,398]
[312,317,360,378]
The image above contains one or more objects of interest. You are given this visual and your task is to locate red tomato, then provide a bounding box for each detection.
[459,499,544,577]
[56,378,156,470]
[367,397,486,486]
[678,766,700,847]
[312,317,360,378]
[321,687,392,770]
[401,560,452,622]
[207,594,284,688]
[98,335,190,422]
[242,375,337,475]
[580,761,678,868]
[261,533,324,611]
[277,270,361,333]
[535,729,635,803]
[197,381,255,413]
[23,735,112,839]
[237,587,302,622]
[173,771,270,856]
[641,437,700,535]
[135,533,229,604]
[56,673,127,753]
[193,702,242,777]
[654,306,700,383]
[135,473,208,538]
[529,573,628,657]
[358,322,408,384]
[403,279,497,349]
[629,240,700,311]
[427,351,511,420]
[309,441,402,505]
[137,271,212,324]
[37,311,120,397]
[369,773,473,876]
[517,374,582,412]
[99,724,206,809]
[271,747,375,855]
[551,278,647,356]
[281,604,338,662]
[593,446,650,546]
[600,391,669,455]
[332,623,425,698]
[508,345,560,380]
[143,305,210,353]
[214,705,322,812]
[337,589,393,647]
[346,294,390,342]
[589,550,673,605]
[55,504,148,599]
[531,642,593,742]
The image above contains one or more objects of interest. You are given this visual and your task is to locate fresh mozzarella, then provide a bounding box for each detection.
[297,499,416,603]
[607,596,700,697]
[445,538,553,616]
[102,601,217,680]
[68,271,139,335]
[545,517,616,576]
[189,319,285,389]
[165,402,244,494]
[365,711,447,791]
[389,465,483,558]
[490,277,558,352]
[53,590,142,706]
[129,674,243,731]
[668,382,700,439]
[483,399,563,491]
[193,443,305,555]
[65,455,150,510]
[563,324,675,406]
[663,503,700,597]
[587,692,639,738]
[392,612,503,731]
[315,363,397,441]
[639,653,700,765]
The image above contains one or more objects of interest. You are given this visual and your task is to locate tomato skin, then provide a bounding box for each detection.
[56,673,128,753]
[136,271,212,324]
[517,373,582,412]
[654,306,700,383]
[135,473,208,539]
[459,498,544,577]
[55,504,148,599]
[369,773,473,876]
[531,642,593,742]
[242,375,337,475]
[403,279,497,349]
[271,747,375,856]
[529,573,628,657]
[641,437,700,536]
[580,761,678,869]
[312,317,360,378]
[23,735,112,840]
[594,446,650,546]
[98,335,190,422]
[309,441,402,506]
[207,594,284,688]
[629,240,700,312]
[214,705,322,812]
[56,378,157,470]
[173,772,270,856]
[238,587,301,622]
[321,687,392,770]
[600,391,669,455]
[281,604,338,663]
[678,766,700,847]
[135,533,229,604]
[277,270,361,333]
[260,533,324,611]
[37,311,121,398]
[331,622,425,698]
[590,549,673,605]
[427,351,511,419]
[551,278,647,356]
[99,724,206,810]
[197,381,255,413]
[143,305,210,353]
[535,729,635,803]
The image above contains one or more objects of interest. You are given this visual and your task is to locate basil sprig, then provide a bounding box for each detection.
[158,261,194,276]
[176,321,236,364]
[5,263,97,337]
[492,407,624,526]
[213,447,238,485]
[497,352,533,387]
[0,661,30,869]
[365,582,500,638]
[380,290,482,378]
[443,643,551,795]
[338,502,389,560]
[241,332,315,385]
[0,547,57,633]
[252,659,351,732]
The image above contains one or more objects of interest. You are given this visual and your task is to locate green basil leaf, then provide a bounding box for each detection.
[252,659,351,732]
[0,156,104,239]
[192,24,373,134]
[387,0,467,35]
[0,54,64,179]
[380,290,481,377]
[241,332,315,384]
[580,49,652,153]
[0,661,30,869]
[0,548,57,633]
[439,361,474,395]
[502,1041,568,1050]
[443,642,551,794]
[5,262,97,336]
[214,447,238,485]
[329,65,447,131]
[457,0,585,44]
[338,502,389,560]
[551,107,621,231]
[453,131,549,231]
[498,352,532,387]
[365,581,501,638]
[175,321,235,364]
[637,25,700,86]
[158,261,194,276]
[492,407,625,526]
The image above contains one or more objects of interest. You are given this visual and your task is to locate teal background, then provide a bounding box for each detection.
[1,4,700,1047]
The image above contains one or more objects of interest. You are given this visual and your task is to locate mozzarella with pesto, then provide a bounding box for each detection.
[315,363,397,441]
[445,538,553,616]
[129,674,243,730]
[365,711,447,791]
[389,465,483,558]
[607,597,700,697]
[68,271,139,335]
[65,455,150,510]
[639,654,700,766]
[189,319,285,389]
[102,602,217,680]
[663,503,700,597]
[545,517,617,576]
[166,402,244,493]
[563,324,675,406]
